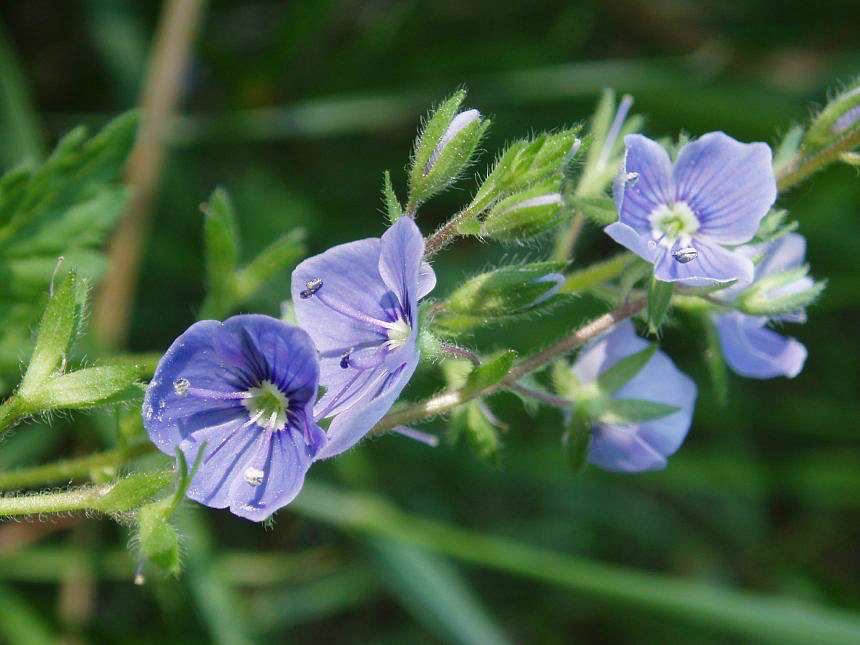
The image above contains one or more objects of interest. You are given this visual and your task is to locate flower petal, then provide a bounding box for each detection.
[144,320,248,453]
[615,134,674,231]
[575,321,697,473]
[378,216,428,325]
[604,221,660,264]
[315,353,419,460]
[754,232,806,279]
[418,260,437,300]
[291,237,391,354]
[654,237,754,286]
[228,428,319,522]
[714,312,807,379]
[673,132,776,245]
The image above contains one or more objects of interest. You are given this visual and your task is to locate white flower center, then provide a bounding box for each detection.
[242,379,289,430]
[648,201,700,249]
[385,318,412,351]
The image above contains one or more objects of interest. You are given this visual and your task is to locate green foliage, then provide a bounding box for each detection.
[647,276,673,334]
[0,111,137,388]
[597,343,657,394]
[463,349,517,394]
[570,194,617,226]
[600,398,680,424]
[26,363,142,411]
[382,170,403,223]
[19,271,81,396]
[449,401,502,462]
[199,187,306,319]
[562,409,591,473]
[736,266,826,316]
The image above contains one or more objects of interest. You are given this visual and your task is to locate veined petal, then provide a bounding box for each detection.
[715,312,807,379]
[615,134,674,231]
[654,237,754,286]
[291,237,392,353]
[315,352,419,460]
[418,260,437,300]
[572,321,697,474]
[228,428,321,522]
[604,221,660,264]
[674,132,776,245]
[378,216,429,324]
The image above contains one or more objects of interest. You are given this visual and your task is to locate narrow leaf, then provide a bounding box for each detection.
[600,398,680,424]
[647,276,673,334]
[597,343,656,395]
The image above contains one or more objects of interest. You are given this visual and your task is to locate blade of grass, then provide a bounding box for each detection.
[293,482,860,645]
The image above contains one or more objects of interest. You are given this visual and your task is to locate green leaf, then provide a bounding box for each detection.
[19,271,80,395]
[449,401,501,462]
[562,409,592,473]
[647,276,673,334]
[234,228,306,302]
[572,194,617,226]
[464,350,517,394]
[0,20,45,165]
[600,398,680,424]
[136,500,182,576]
[700,312,729,406]
[202,187,241,311]
[382,170,403,223]
[371,540,512,645]
[31,363,141,411]
[804,79,860,149]
[0,583,57,645]
[597,343,657,395]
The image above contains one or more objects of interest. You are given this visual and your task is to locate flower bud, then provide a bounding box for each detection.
[735,266,825,316]
[481,191,566,241]
[136,500,182,575]
[804,84,860,148]
[425,109,481,174]
[408,92,489,206]
[445,261,568,317]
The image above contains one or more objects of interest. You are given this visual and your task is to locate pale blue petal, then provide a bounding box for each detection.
[615,134,674,231]
[654,237,754,286]
[715,312,807,379]
[673,132,776,245]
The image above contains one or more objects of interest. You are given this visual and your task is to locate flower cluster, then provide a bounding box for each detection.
[144,217,435,520]
[142,107,822,521]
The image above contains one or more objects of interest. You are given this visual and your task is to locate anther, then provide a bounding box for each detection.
[300,277,323,299]
[340,353,351,369]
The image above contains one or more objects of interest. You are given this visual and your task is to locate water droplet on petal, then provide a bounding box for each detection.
[625,171,639,186]
[647,240,658,250]
[144,404,153,420]
[243,467,265,486]
[173,377,190,396]
[300,277,323,299]
[672,246,698,263]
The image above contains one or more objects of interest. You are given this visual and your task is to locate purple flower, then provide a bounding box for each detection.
[291,217,435,459]
[571,321,697,472]
[713,233,809,379]
[605,132,777,286]
[143,315,324,522]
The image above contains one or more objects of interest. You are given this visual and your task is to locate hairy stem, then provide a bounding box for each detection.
[777,126,860,192]
[0,441,154,491]
[423,207,474,258]
[508,383,572,409]
[0,470,171,517]
[439,342,481,366]
[374,296,646,431]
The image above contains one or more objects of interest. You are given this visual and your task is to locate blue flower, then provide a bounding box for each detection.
[606,132,777,285]
[291,216,436,459]
[713,233,809,379]
[143,315,325,522]
[571,321,697,472]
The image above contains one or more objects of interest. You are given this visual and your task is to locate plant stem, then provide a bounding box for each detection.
[0,440,154,490]
[777,126,860,192]
[0,470,171,517]
[508,383,572,409]
[374,296,646,431]
[0,395,25,437]
[439,342,481,366]
[423,207,474,258]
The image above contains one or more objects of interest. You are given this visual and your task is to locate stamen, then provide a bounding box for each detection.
[314,367,391,421]
[313,290,401,335]
[186,387,253,400]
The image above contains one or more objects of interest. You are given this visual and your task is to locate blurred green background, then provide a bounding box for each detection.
[1,1,859,643]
